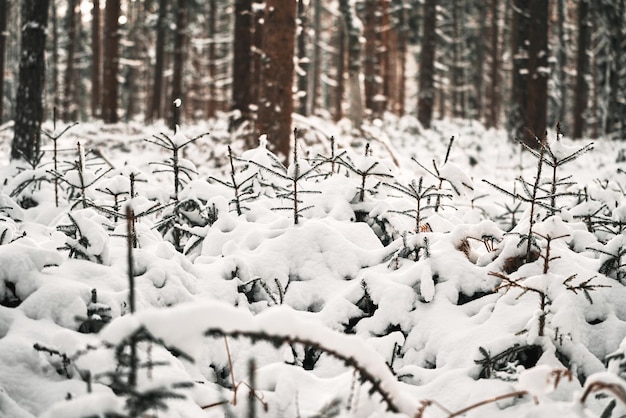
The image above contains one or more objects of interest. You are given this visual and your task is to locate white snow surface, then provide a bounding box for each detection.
[0,116,624,418]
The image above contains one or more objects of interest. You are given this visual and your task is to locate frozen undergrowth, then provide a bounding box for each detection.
[0,115,625,418]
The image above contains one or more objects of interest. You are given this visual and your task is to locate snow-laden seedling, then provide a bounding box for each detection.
[1,118,626,418]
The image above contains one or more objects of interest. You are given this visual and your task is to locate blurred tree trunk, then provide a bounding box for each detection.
[62,0,78,122]
[339,0,363,128]
[0,0,8,123]
[508,0,529,140]
[556,0,568,128]
[250,0,264,115]
[296,0,308,115]
[257,0,296,160]
[102,0,120,123]
[333,17,345,122]
[170,0,187,130]
[573,0,590,139]
[150,0,167,121]
[206,0,217,118]
[50,0,59,117]
[524,0,549,145]
[12,0,50,161]
[363,0,378,116]
[486,0,500,129]
[417,0,436,128]
[307,0,321,116]
[91,0,101,118]
[379,0,390,114]
[232,0,253,127]
[394,0,407,116]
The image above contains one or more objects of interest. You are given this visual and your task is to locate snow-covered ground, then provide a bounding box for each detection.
[0,115,625,418]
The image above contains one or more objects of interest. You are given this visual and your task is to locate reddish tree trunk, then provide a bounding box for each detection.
[418,0,437,128]
[257,0,296,161]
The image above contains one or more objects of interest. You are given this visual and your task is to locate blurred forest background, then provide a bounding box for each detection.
[2,0,625,160]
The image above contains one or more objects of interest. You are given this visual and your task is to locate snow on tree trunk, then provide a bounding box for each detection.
[11,0,50,161]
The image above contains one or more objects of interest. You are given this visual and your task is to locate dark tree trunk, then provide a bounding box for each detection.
[486,0,501,129]
[206,0,217,118]
[296,0,308,115]
[417,0,437,128]
[232,0,253,123]
[308,0,321,116]
[170,0,187,130]
[150,0,167,121]
[102,0,120,123]
[62,0,79,122]
[524,0,549,145]
[509,0,530,140]
[91,0,101,118]
[50,0,59,115]
[573,0,590,139]
[363,0,378,116]
[0,0,8,123]
[339,0,363,128]
[556,0,568,128]
[257,0,296,161]
[12,0,50,161]
[474,1,487,122]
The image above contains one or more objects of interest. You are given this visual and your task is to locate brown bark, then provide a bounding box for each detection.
[573,0,589,139]
[91,0,101,118]
[102,0,120,123]
[257,0,296,160]
[308,0,321,116]
[524,0,549,145]
[363,0,378,115]
[418,0,437,128]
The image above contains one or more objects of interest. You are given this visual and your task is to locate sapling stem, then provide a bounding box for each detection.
[526,131,546,263]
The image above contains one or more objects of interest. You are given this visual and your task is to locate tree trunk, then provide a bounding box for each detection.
[363,0,378,116]
[62,0,78,122]
[150,0,167,121]
[102,0,120,123]
[339,0,363,128]
[307,0,321,116]
[333,17,345,122]
[232,0,253,125]
[573,0,589,139]
[296,0,308,115]
[395,0,407,116]
[50,0,59,117]
[556,0,568,128]
[486,0,501,129]
[417,0,436,128]
[206,0,217,118]
[257,0,296,160]
[508,0,530,140]
[524,0,549,145]
[12,0,50,161]
[91,0,101,118]
[170,0,187,130]
[0,0,8,123]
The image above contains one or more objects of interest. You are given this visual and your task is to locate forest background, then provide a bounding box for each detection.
[2,0,625,164]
